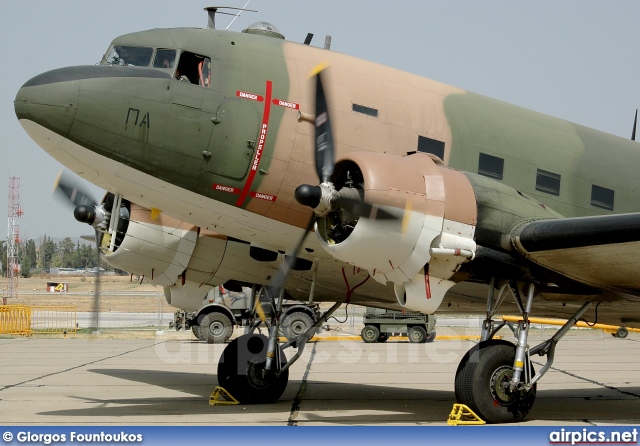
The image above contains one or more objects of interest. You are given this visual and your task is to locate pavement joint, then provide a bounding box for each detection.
[0,340,164,392]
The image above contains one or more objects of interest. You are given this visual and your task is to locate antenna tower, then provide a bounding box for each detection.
[5,177,22,305]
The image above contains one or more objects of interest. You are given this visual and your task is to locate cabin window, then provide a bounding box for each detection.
[352,104,378,118]
[478,153,504,180]
[417,136,445,160]
[175,51,212,87]
[591,185,614,211]
[153,49,177,70]
[104,45,153,67]
[535,169,561,196]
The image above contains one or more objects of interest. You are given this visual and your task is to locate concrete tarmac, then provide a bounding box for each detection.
[1,331,639,426]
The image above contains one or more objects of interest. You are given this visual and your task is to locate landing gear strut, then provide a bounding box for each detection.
[455,279,592,423]
[217,285,343,404]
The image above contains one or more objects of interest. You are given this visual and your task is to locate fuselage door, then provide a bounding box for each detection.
[204,98,260,180]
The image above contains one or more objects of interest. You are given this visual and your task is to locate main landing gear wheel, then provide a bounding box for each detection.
[361,325,380,343]
[455,340,536,423]
[217,334,289,404]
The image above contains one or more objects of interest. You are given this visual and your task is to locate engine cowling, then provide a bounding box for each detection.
[315,152,478,314]
[99,204,288,311]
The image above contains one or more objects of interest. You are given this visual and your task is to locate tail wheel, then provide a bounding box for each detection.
[217,334,289,404]
[456,340,536,423]
[361,325,380,343]
[202,312,233,344]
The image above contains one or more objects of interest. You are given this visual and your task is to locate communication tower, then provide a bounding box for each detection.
[5,177,22,305]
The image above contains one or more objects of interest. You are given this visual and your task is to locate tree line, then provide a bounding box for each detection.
[0,235,101,278]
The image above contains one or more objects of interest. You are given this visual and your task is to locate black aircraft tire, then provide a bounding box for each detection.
[281,312,315,342]
[408,325,427,343]
[202,312,233,344]
[460,341,536,423]
[217,334,289,404]
[455,340,514,406]
[361,325,380,343]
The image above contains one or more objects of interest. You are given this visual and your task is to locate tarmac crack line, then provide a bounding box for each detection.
[0,340,165,392]
[287,341,318,426]
[532,360,640,399]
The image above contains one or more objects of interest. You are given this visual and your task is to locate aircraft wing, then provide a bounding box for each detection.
[511,212,640,296]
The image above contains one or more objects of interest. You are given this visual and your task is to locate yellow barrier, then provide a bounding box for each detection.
[0,305,32,336]
[0,305,77,336]
[501,315,639,337]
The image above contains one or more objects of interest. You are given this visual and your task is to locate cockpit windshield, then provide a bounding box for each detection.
[104,45,153,66]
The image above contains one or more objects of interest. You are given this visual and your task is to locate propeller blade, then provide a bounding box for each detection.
[313,67,334,184]
[53,170,98,208]
[93,229,101,335]
[266,215,317,299]
[339,195,400,222]
[632,109,637,141]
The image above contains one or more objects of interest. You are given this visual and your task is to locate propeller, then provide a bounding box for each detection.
[267,65,400,303]
[53,170,103,334]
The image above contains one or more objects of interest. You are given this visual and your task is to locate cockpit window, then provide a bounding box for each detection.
[153,49,177,70]
[175,51,212,88]
[105,45,153,66]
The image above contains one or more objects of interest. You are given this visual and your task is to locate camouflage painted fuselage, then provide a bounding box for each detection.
[15,26,640,324]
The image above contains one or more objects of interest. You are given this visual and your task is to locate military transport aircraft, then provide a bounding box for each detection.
[14,6,640,423]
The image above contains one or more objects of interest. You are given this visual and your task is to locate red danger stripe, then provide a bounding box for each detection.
[272,98,300,110]
[250,191,277,202]
[236,90,264,102]
[236,80,272,207]
[212,184,240,194]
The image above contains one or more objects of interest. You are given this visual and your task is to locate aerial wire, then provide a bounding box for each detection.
[225,0,252,30]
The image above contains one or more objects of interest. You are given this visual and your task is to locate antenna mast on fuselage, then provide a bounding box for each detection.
[204,5,257,30]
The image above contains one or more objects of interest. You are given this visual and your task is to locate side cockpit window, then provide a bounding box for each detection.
[153,49,177,70]
[175,51,211,88]
[104,45,153,66]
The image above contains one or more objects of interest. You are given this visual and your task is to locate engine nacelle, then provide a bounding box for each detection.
[100,204,288,312]
[316,152,478,314]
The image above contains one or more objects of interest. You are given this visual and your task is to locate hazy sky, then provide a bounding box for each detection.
[1,0,639,240]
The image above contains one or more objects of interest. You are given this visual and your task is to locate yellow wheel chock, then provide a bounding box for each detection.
[447,404,486,425]
[209,386,240,406]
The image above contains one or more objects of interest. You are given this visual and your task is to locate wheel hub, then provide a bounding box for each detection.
[490,365,516,405]
[291,321,306,336]
[210,321,224,336]
[247,359,275,390]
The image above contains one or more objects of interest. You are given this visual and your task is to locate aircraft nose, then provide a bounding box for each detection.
[14,66,81,139]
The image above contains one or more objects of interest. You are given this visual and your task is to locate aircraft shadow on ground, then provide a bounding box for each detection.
[35,368,640,424]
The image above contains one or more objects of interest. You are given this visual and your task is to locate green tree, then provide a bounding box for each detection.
[58,237,76,268]
[0,240,6,277]
[40,236,56,271]
[19,239,37,277]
